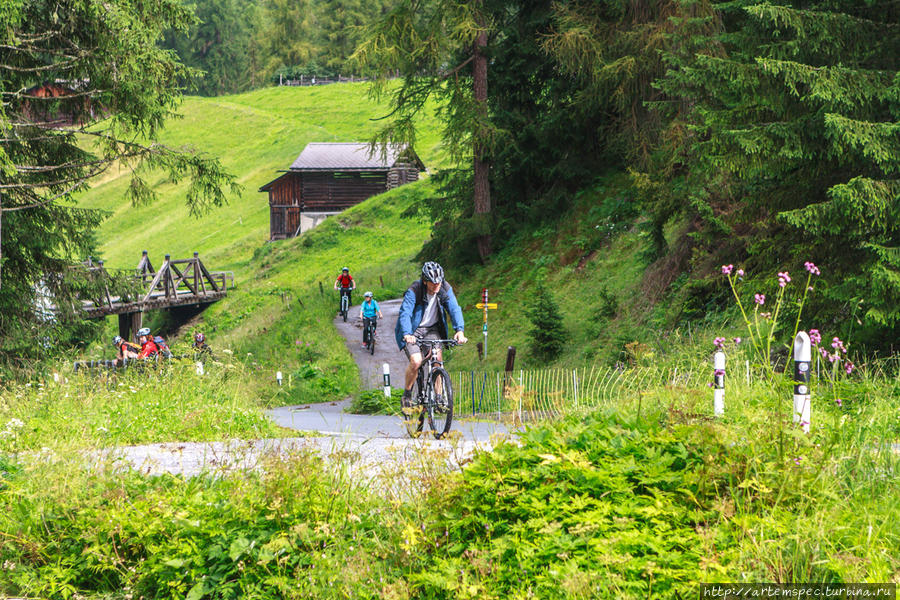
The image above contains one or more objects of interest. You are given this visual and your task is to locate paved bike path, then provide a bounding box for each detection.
[268,298,512,442]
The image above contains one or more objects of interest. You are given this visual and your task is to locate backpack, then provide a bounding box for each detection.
[154,336,173,358]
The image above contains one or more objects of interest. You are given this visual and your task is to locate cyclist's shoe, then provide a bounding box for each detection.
[401,389,416,417]
[435,394,448,411]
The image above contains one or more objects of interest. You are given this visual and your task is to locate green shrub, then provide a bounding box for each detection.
[349,388,402,415]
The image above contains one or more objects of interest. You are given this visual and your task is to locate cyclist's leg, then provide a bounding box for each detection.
[421,327,443,394]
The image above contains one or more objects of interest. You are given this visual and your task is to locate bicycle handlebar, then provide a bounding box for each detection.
[415,338,460,348]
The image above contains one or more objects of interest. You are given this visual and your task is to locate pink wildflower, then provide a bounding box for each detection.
[737,268,745,277]
[754,293,765,305]
[733,337,742,344]
[804,261,821,276]
[713,337,726,349]
[722,264,734,275]
[835,398,843,407]
[714,369,725,377]
[809,329,821,345]
[778,271,791,287]
[845,361,854,375]
[831,337,846,354]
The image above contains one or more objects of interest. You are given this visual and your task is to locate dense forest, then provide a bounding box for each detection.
[160,0,396,95]
[2,0,898,356]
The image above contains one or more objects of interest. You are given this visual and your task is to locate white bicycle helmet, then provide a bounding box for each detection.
[421,261,444,283]
[113,336,123,346]
[137,327,151,337]
[364,291,373,298]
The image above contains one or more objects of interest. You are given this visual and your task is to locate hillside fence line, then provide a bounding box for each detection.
[450,355,900,424]
[450,364,711,422]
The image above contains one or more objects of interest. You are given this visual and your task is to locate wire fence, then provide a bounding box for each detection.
[450,365,712,422]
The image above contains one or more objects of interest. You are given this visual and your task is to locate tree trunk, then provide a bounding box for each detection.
[0,195,3,291]
[473,20,491,261]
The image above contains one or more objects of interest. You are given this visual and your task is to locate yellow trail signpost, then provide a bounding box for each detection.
[478,289,498,359]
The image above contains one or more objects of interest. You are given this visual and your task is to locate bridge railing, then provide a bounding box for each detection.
[78,251,232,316]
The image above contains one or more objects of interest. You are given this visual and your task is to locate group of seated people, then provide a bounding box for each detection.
[113,329,210,366]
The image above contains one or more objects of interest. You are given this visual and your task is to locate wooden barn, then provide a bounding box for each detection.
[260,143,424,240]
[23,80,98,127]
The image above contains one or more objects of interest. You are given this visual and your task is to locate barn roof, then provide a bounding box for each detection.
[289,143,424,171]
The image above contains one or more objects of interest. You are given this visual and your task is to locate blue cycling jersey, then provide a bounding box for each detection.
[361,299,380,318]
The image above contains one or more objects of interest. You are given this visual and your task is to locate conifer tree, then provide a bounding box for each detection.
[525,282,565,361]
[650,1,900,336]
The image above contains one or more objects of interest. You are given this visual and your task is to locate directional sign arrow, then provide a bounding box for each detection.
[475,303,498,309]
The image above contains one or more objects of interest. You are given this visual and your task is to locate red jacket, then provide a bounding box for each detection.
[336,274,354,288]
[138,339,159,359]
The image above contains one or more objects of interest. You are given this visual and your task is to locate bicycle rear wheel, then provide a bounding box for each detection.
[401,377,424,437]
[428,367,454,439]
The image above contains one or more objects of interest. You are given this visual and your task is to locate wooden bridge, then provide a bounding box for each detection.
[80,251,234,340]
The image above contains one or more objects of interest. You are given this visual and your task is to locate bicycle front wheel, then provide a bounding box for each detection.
[428,367,454,439]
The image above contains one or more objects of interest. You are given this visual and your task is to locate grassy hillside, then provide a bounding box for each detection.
[77,84,445,271]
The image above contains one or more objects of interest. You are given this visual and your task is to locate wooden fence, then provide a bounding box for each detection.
[451,365,711,421]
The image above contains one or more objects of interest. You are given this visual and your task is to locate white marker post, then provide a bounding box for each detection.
[793,332,811,433]
[195,361,205,376]
[382,363,391,398]
[714,351,726,417]
[276,371,283,386]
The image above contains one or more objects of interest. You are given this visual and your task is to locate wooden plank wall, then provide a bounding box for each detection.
[301,172,388,210]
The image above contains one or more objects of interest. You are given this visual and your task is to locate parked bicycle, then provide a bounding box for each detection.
[339,287,351,322]
[363,316,377,355]
[401,338,456,439]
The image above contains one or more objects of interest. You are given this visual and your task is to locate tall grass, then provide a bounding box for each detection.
[0,360,291,455]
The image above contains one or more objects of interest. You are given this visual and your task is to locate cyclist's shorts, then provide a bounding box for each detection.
[403,326,441,359]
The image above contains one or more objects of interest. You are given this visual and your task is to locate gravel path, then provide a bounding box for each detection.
[92,434,494,480]
[334,298,408,390]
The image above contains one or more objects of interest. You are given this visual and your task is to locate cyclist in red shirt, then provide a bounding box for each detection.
[137,327,159,359]
[333,267,355,312]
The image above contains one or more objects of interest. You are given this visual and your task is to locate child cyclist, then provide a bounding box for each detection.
[358,291,384,348]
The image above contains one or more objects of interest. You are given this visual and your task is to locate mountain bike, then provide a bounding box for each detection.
[363,316,377,355]
[339,287,352,322]
[401,338,456,439]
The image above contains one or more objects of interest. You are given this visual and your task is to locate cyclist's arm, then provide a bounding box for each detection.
[397,288,416,341]
[443,284,465,334]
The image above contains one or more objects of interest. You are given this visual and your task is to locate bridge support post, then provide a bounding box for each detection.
[118,312,143,341]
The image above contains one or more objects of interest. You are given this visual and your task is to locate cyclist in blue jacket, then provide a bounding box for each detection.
[358,291,383,347]
[395,261,467,404]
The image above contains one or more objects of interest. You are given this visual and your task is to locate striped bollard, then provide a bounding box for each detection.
[713,351,725,417]
[383,363,391,398]
[793,332,811,433]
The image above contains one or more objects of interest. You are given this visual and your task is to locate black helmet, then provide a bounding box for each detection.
[421,261,444,283]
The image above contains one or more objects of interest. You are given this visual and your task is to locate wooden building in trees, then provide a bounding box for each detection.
[23,80,98,127]
[260,143,424,240]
